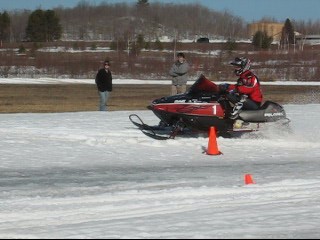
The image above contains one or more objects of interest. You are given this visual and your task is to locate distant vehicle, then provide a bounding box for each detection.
[196,37,210,43]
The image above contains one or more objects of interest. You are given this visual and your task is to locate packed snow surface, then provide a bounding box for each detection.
[0,104,320,238]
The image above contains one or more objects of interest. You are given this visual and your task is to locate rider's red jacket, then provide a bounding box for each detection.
[228,70,263,104]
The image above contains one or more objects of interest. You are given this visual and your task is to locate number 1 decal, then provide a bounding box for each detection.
[212,105,217,115]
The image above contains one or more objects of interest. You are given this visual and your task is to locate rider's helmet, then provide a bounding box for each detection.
[230,57,251,76]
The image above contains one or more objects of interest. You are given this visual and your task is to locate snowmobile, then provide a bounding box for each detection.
[129,74,290,139]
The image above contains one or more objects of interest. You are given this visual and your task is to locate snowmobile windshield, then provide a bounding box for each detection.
[187,74,219,96]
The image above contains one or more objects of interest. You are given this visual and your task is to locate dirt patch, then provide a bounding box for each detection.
[0,84,319,113]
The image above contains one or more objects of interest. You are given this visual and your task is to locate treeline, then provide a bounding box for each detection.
[0,12,10,42]
[4,1,247,42]
[2,1,320,43]
[1,1,320,82]
[55,0,248,41]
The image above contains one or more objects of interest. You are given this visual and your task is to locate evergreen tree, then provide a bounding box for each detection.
[26,9,62,42]
[136,34,145,49]
[26,10,46,42]
[225,38,237,52]
[281,18,295,46]
[136,0,149,7]
[155,38,163,51]
[130,34,145,56]
[252,31,273,49]
[0,11,11,42]
[45,10,62,41]
[136,0,149,19]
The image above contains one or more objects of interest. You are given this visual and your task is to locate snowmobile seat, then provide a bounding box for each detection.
[259,101,274,110]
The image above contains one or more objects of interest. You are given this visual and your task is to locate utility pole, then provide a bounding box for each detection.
[173,30,177,60]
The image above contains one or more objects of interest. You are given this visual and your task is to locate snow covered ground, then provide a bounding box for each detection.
[0,102,320,238]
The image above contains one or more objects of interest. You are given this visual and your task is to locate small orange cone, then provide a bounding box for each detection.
[206,127,222,155]
[244,174,255,185]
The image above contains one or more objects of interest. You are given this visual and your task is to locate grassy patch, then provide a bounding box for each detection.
[0,84,319,113]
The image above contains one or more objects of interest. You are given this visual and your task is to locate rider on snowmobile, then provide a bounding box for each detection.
[220,57,263,119]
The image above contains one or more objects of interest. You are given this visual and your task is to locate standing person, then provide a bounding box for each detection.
[169,52,190,95]
[95,60,113,111]
[221,57,263,119]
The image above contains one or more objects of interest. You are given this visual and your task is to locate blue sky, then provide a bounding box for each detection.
[0,0,319,22]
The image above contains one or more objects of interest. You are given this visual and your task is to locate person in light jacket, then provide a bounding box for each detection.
[169,52,190,95]
[95,60,113,111]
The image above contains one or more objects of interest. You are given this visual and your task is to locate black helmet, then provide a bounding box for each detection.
[230,57,251,76]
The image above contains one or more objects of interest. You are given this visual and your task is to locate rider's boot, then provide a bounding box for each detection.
[229,95,248,120]
[230,102,243,119]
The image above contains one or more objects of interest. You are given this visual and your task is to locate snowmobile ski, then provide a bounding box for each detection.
[129,114,166,131]
[129,114,172,140]
[140,129,173,140]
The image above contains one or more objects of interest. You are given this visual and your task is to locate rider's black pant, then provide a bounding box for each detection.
[226,93,261,110]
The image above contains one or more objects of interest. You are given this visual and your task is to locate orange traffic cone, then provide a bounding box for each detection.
[206,127,222,155]
[244,174,255,185]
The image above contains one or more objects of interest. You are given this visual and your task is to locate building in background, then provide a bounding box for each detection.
[295,34,320,45]
[248,22,284,42]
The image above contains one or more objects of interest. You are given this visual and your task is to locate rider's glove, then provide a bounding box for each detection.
[219,83,229,93]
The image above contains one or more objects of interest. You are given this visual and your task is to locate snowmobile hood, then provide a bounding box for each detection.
[151,74,220,105]
[187,74,220,95]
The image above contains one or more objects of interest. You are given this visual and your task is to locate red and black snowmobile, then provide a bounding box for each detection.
[129,74,290,139]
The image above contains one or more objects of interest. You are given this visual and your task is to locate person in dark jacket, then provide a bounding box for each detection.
[220,57,263,119]
[95,60,113,111]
